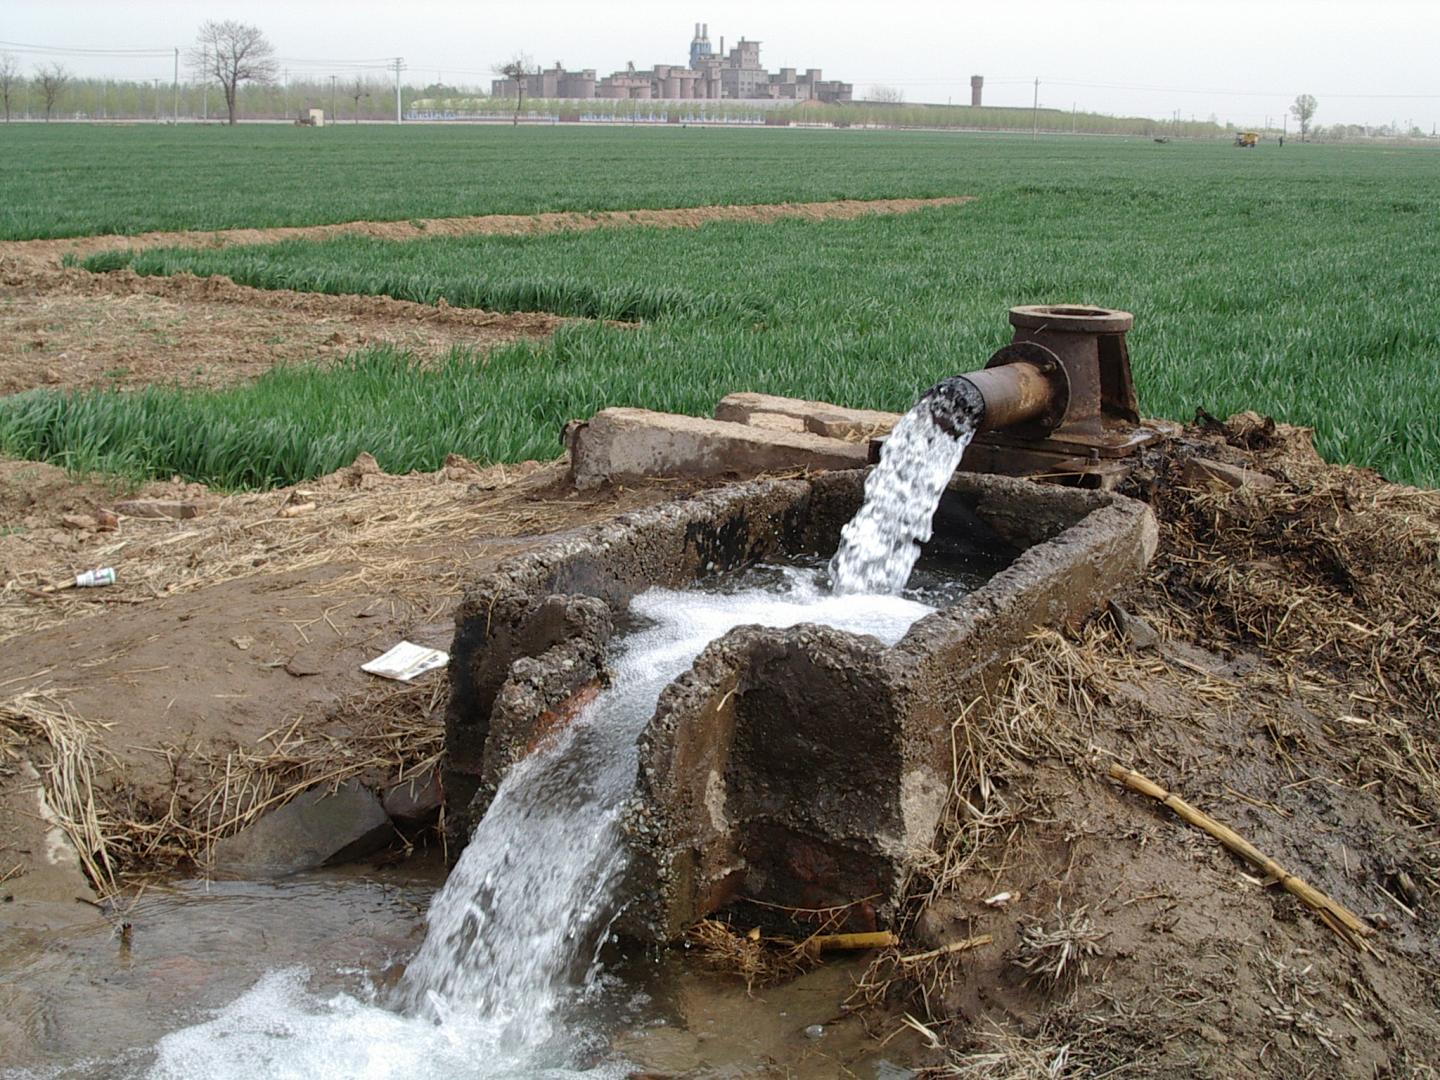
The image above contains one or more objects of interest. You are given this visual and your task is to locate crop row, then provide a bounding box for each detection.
[77,241,765,324]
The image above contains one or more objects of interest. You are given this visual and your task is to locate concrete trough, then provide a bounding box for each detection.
[444,470,1157,940]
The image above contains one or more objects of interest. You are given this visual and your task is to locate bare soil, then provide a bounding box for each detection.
[2,197,975,266]
[0,452,717,897]
[0,264,565,395]
[841,418,1440,1077]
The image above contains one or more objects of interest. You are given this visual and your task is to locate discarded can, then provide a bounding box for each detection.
[74,567,116,588]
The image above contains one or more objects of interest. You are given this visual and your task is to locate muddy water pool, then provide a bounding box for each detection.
[1,856,919,1078]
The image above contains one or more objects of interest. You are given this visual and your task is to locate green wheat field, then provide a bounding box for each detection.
[2,125,1437,488]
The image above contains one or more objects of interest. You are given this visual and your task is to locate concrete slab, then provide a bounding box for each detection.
[567,407,868,490]
[714,392,900,440]
[1181,456,1278,494]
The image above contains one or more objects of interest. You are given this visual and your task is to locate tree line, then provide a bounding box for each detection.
[0,66,425,124]
[0,21,464,124]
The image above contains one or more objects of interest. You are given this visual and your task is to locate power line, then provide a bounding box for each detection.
[273,54,398,66]
[0,39,172,57]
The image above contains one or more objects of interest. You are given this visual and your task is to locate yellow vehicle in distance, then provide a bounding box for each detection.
[1234,131,1260,148]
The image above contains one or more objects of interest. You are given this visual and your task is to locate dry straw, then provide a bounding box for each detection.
[0,676,448,896]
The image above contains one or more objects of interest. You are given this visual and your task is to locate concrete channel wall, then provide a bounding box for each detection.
[444,471,1158,940]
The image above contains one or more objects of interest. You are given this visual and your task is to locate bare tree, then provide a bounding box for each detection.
[0,52,20,123]
[1290,93,1318,142]
[348,75,372,123]
[189,20,277,125]
[34,63,69,121]
[494,53,533,126]
[867,84,905,104]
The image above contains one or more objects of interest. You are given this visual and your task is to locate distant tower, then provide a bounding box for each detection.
[970,75,984,107]
[689,22,713,68]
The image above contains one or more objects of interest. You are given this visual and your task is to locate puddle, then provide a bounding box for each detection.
[0,861,438,1078]
[1,855,920,1079]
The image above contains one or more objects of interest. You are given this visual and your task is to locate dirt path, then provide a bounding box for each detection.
[1,196,975,266]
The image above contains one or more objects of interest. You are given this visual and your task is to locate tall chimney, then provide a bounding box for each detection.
[970,75,984,107]
[695,22,700,37]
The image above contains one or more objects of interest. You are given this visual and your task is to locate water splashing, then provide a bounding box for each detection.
[390,573,934,1061]
[830,377,984,595]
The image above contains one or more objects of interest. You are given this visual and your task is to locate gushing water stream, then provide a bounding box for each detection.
[132,382,980,1078]
[830,377,984,594]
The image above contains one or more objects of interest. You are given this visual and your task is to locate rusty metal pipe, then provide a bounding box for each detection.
[957,362,1059,433]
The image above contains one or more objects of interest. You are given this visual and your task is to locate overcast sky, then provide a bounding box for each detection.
[4,0,1438,129]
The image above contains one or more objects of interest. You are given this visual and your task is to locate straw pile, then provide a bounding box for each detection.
[1142,412,1440,722]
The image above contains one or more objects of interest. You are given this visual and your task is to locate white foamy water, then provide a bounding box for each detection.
[830,379,982,595]
[138,570,934,1080]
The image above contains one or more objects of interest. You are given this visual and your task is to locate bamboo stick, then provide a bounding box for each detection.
[802,930,898,956]
[898,933,993,964]
[1108,763,1374,951]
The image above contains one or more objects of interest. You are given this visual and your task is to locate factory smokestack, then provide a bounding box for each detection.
[971,75,984,108]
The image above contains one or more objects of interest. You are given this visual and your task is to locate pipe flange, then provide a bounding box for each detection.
[984,341,1071,430]
[1009,304,1134,334]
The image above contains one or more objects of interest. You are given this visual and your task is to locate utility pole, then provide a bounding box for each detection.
[283,68,290,119]
[1032,77,1039,139]
[154,78,161,122]
[202,47,208,121]
[173,47,179,124]
[330,74,337,124]
[393,58,405,123]
[1071,101,1076,134]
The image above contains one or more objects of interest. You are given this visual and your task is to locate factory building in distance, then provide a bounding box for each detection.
[492,23,853,103]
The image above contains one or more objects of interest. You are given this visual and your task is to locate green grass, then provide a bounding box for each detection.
[3,132,1438,488]
[3,124,965,240]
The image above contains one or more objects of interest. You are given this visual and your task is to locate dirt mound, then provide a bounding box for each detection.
[1143,410,1440,721]
[0,196,976,266]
